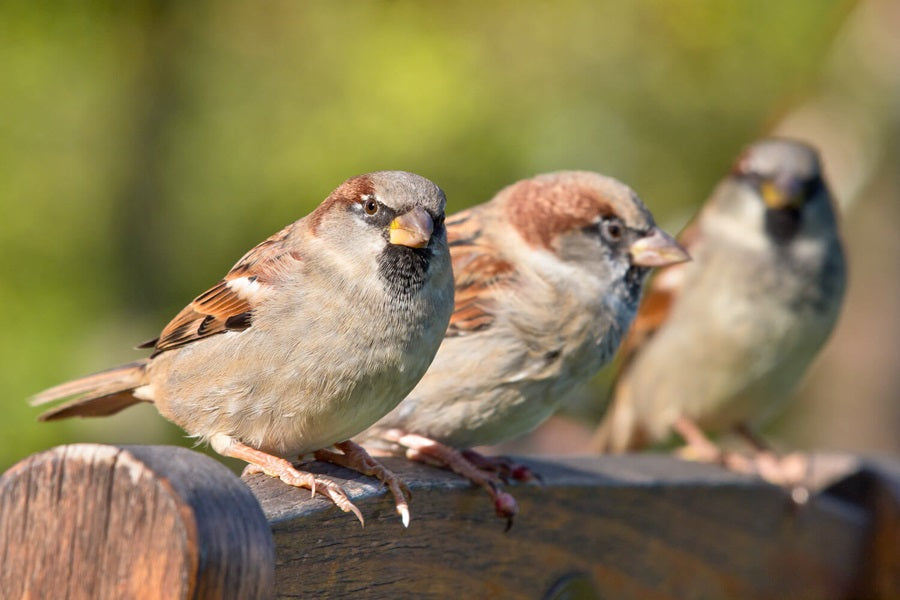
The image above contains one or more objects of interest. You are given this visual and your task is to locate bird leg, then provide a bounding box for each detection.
[314,440,412,527]
[382,430,518,530]
[675,418,811,503]
[460,449,541,484]
[733,422,772,453]
[734,423,811,504]
[673,416,756,474]
[224,439,364,525]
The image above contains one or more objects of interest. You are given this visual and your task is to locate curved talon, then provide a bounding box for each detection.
[397,502,410,528]
[392,434,521,526]
[319,440,412,527]
[385,477,412,527]
[460,449,540,484]
[225,440,364,526]
[241,463,264,477]
[318,481,364,526]
[494,491,518,531]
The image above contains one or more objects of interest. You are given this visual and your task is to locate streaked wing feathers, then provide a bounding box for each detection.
[145,223,301,355]
[445,210,514,337]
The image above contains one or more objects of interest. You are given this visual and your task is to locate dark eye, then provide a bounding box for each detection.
[363,197,379,215]
[600,219,623,243]
[802,175,824,198]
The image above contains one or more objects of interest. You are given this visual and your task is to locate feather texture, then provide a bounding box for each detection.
[142,224,302,355]
[444,210,514,337]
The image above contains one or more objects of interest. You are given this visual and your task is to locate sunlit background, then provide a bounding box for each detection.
[2,0,898,472]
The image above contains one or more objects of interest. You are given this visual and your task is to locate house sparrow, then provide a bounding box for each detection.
[31,170,454,526]
[358,171,688,523]
[591,139,847,490]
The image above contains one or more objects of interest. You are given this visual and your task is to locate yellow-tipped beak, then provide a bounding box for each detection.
[761,180,800,210]
[629,227,690,267]
[389,206,434,249]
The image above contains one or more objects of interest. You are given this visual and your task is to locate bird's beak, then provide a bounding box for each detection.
[389,206,434,249]
[629,227,690,267]
[760,179,803,210]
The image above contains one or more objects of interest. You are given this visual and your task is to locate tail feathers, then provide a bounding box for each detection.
[590,382,649,453]
[31,360,149,421]
[591,412,648,453]
[590,414,620,453]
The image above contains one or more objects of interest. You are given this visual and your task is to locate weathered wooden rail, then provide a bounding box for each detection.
[0,444,897,599]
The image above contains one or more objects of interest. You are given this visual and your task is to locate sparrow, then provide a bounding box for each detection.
[31,170,455,526]
[358,171,688,523]
[591,138,847,489]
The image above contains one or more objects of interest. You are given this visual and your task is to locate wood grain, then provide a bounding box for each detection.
[243,454,886,600]
[0,444,274,600]
[2,446,897,599]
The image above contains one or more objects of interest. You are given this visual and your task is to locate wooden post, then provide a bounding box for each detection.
[2,445,898,599]
[0,444,274,600]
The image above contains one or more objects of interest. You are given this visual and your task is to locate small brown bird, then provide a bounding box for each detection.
[592,139,847,485]
[358,171,688,522]
[32,171,455,526]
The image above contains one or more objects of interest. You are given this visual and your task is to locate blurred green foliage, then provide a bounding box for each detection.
[0,1,868,470]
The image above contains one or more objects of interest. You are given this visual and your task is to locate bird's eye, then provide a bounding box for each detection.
[363,197,379,215]
[802,175,824,198]
[600,219,624,242]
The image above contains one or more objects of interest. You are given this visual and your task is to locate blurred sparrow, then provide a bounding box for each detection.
[359,171,688,523]
[591,139,846,490]
[32,171,455,526]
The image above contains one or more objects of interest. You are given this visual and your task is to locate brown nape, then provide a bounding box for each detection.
[307,175,377,234]
[729,148,754,176]
[503,180,615,250]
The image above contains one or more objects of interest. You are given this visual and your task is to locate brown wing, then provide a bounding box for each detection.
[615,217,701,374]
[142,222,302,356]
[444,209,515,338]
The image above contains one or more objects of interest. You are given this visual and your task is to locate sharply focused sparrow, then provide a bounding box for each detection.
[32,170,454,526]
[358,171,688,522]
[592,139,847,485]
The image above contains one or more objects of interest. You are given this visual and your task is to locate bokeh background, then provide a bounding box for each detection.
[2,0,898,472]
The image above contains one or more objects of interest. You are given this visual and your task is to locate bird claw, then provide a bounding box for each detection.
[320,441,413,527]
[318,481,365,526]
[460,449,539,484]
[274,465,364,525]
[385,477,412,528]
[397,501,410,528]
[390,432,522,528]
[675,420,814,506]
[493,489,518,531]
[241,463,265,477]
[231,443,365,526]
